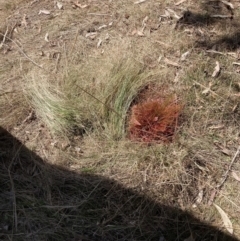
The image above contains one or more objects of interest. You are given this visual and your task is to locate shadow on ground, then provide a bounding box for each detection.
[176,0,240,51]
[0,127,239,241]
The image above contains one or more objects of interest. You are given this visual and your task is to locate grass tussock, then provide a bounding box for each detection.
[25,72,81,135]
[25,59,164,140]
[103,60,160,139]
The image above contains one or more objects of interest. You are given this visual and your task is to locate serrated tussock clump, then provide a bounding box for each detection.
[128,96,182,143]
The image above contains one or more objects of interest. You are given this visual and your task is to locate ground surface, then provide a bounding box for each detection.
[1,0,240,240]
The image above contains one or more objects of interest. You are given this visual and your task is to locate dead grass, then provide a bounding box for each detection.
[1,0,240,240]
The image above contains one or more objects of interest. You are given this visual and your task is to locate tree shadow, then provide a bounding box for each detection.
[0,126,239,241]
[176,0,240,51]
[197,31,240,51]
[201,0,234,16]
[176,0,233,27]
[176,11,218,28]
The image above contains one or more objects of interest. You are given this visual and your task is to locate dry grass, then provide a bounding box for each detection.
[1,0,240,240]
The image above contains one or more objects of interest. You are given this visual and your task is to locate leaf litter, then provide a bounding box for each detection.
[213,203,233,234]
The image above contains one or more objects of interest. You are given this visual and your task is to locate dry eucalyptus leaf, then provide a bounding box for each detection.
[213,203,233,234]
[97,38,102,48]
[137,30,144,36]
[232,171,240,182]
[166,8,181,19]
[196,189,203,204]
[44,32,49,42]
[221,148,231,156]
[105,33,110,40]
[72,1,88,8]
[98,24,107,30]
[202,82,212,94]
[160,10,170,18]
[39,9,51,15]
[180,51,190,61]
[21,14,28,27]
[57,1,63,9]
[212,61,220,77]
[232,62,240,66]
[211,14,232,18]
[134,0,147,4]
[173,72,179,83]
[221,0,234,10]
[85,32,97,39]
[175,0,186,5]
[142,16,149,26]
[192,189,203,208]
[131,29,137,35]
[164,58,180,68]
[209,124,224,130]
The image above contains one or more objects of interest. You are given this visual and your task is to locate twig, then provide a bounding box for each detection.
[0,26,9,49]
[208,146,240,205]
[54,52,61,73]
[216,146,240,189]
[193,81,221,97]
[87,13,112,16]
[0,33,44,70]
[210,15,233,18]
[206,50,237,59]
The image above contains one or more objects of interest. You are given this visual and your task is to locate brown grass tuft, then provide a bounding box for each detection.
[128,96,182,143]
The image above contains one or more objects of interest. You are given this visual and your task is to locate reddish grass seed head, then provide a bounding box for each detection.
[128,97,182,143]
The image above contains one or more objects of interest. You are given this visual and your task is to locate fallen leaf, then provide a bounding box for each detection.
[173,72,179,83]
[232,62,240,66]
[21,14,28,27]
[214,142,231,156]
[164,58,180,68]
[142,16,149,26]
[155,40,171,48]
[213,203,233,234]
[137,30,145,36]
[180,51,190,61]
[85,32,97,39]
[131,29,137,35]
[221,0,234,10]
[57,1,63,9]
[202,82,212,95]
[105,33,110,40]
[98,24,107,30]
[44,32,49,42]
[212,61,221,77]
[166,8,181,19]
[134,0,147,4]
[175,0,186,5]
[211,14,232,18]
[196,189,203,204]
[208,124,224,130]
[160,10,170,18]
[97,38,102,48]
[192,189,203,208]
[38,9,51,15]
[72,1,88,8]
[232,104,238,112]
[232,171,240,182]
